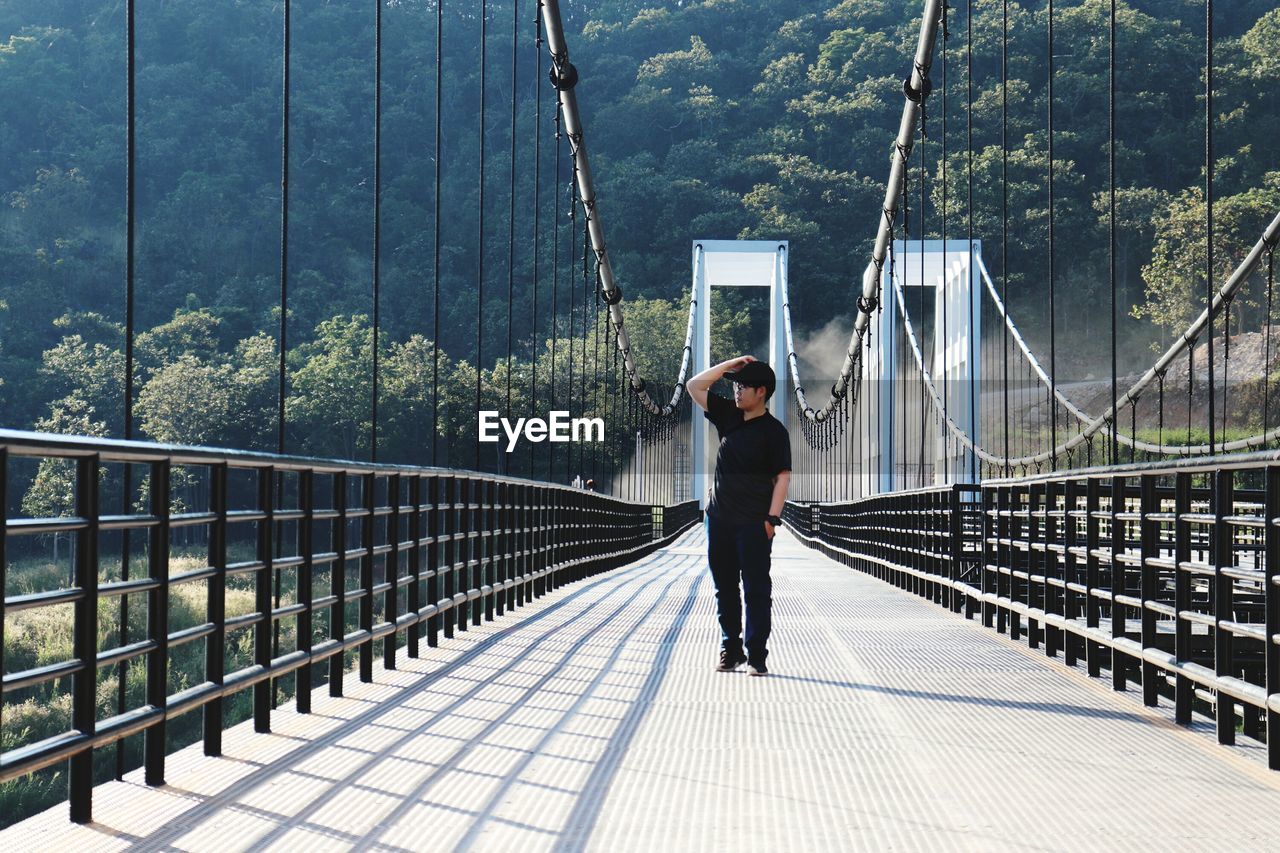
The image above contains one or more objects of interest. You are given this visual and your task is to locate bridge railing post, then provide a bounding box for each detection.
[1266,465,1280,769]
[68,454,99,823]
[1027,482,1041,649]
[1110,474,1128,692]
[1139,473,1159,707]
[442,476,456,638]
[1018,483,1030,640]
[996,486,1010,633]
[205,462,228,754]
[330,471,348,694]
[1044,479,1061,657]
[1213,469,1235,744]
[939,490,949,600]
[1085,477,1102,678]
[981,486,995,628]
[297,468,315,708]
[254,467,275,731]
[495,481,507,617]
[407,473,422,656]
[385,472,401,670]
[517,482,528,607]
[359,471,376,677]
[482,478,494,623]
[1173,471,1192,722]
[144,459,171,785]
[947,485,962,613]
[461,476,474,631]
[1063,478,1080,667]
[426,475,440,647]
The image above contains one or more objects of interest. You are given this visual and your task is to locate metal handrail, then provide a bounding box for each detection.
[0,431,700,823]
[784,453,1280,771]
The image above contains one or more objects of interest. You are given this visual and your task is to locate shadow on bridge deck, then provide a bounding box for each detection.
[5,526,1279,851]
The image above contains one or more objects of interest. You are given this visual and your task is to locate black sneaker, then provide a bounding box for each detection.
[747,660,769,677]
[717,649,747,672]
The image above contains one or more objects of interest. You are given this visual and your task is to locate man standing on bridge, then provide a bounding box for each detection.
[689,355,791,676]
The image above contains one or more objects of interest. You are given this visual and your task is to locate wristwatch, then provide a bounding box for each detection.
[766,514,782,527]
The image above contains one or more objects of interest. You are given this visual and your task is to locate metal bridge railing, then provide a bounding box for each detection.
[0,429,699,823]
[783,452,1280,771]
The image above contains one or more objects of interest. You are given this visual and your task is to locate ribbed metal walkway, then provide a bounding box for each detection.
[5,525,1279,851]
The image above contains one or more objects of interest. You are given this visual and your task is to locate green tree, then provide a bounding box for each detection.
[1133,176,1280,337]
[287,315,375,460]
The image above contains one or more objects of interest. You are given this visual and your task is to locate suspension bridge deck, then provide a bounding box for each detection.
[5,526,1279,852]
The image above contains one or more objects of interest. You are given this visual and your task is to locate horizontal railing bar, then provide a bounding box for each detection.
[2,658,85,693]
[169,512,217,529]
[4,587,84,612]
[6,517,88,535]
[96,638,158,669]
[98,576,161,599]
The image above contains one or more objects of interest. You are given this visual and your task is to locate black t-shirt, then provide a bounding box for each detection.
[703,391,791,524]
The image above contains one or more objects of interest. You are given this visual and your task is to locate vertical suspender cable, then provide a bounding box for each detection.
[117,0,138,781]
[1001,0,1009,476]
[280,0,291,456]
[1048,0,1056,468]
[919,104,927,487]
[967,0,976,483]
[568,172,578,480]
[581,216,589,477]
[506,0,518,475]
[1109,0,1118,465]
[432,0,443,466]
[474,0,487,471]
[941,1,949,484]
[610,330,619,492]
[272,0,295,711]
[530,5,542,478]
[593,267,602,481]
[373,0,383,463]
[1266,247,1275,442]
[1206,0,1216,453]
[550,103,561,482]
[125,0,136,441]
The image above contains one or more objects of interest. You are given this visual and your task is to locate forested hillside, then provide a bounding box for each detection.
[1,0,1278,472]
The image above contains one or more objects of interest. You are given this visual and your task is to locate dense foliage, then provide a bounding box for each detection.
[2,1,1278,468]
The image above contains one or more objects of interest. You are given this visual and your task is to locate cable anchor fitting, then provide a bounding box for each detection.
[903,73,932,104]
[550,61,579,91]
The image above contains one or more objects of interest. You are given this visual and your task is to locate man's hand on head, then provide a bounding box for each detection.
[689,355,759,411]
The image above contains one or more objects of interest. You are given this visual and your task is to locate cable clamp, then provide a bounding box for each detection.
[600,286,623,306]
[857,295,879,315]
[903,72,932,104]
[549,61,579,91]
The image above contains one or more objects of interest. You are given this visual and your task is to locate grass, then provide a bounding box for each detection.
[0,543,391,829]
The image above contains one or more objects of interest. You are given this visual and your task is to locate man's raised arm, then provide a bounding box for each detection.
[688,355,755,411]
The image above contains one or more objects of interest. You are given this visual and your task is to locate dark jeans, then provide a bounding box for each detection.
[706,512,773,664]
